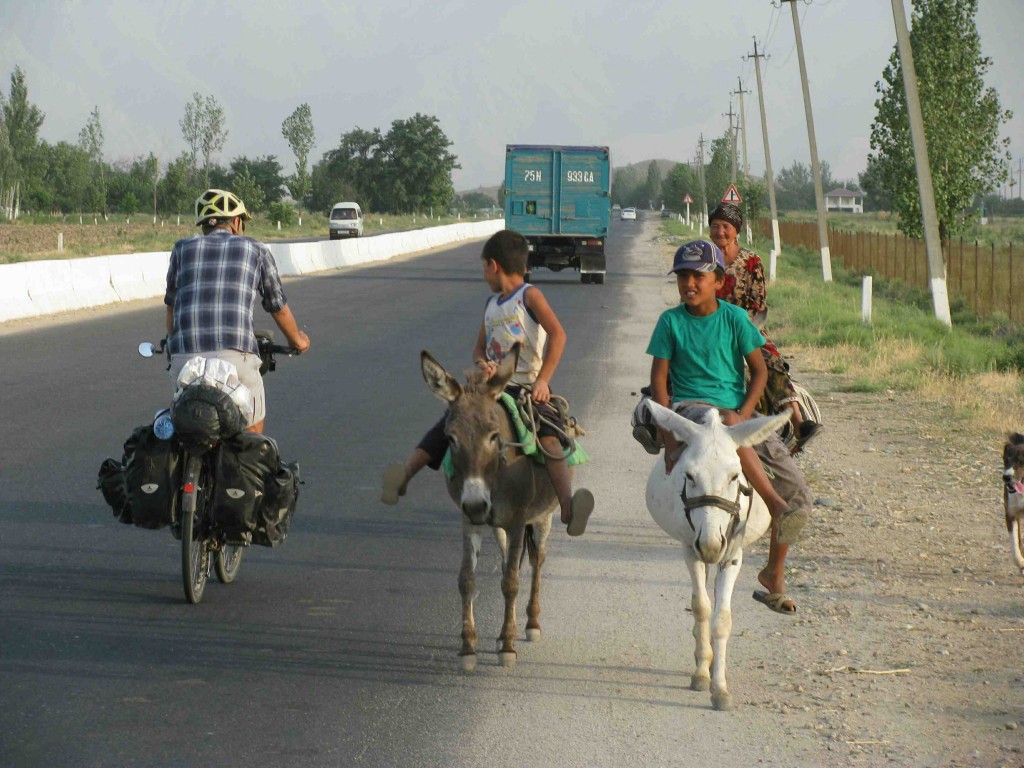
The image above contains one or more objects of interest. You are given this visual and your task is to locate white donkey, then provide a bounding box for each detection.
[645,401,790,711]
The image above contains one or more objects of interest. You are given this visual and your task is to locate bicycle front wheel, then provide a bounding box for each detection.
[181,456,211,604]
[214,544,244,584]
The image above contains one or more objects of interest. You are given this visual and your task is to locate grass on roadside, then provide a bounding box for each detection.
[660,218,1024,436]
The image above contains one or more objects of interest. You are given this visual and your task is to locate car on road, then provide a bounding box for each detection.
[620,207,636,221]
[328,202,363,239]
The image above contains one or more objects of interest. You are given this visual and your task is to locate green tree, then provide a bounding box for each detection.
[180,92,228,186]
[376,113,459,213]
[611,165,640,207]
[281,103,315,201]
[858,157,893,212]
[868,0,1011,239]
[39,141,92,212]
[158,152,199,215]
[78,106,106,214]
[641,161,662,209]
[228,155,284,205]
[231,167,265,213]
[310,126,382,212]
[703,132,733,211]
[2,66,45,216]
[662,163,699,212]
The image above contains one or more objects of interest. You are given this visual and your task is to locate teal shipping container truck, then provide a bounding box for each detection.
[504,145,611,285]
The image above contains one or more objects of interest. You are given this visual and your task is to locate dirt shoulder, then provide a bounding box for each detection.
[757,356,1024,766]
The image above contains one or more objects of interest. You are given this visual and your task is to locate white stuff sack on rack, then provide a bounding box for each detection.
[174,356,254,424]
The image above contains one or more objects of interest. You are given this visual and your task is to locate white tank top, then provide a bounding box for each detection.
[483,284,547,385]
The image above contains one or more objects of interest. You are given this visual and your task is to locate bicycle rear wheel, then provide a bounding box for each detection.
[181,456,211,604]
[214,544,244,584]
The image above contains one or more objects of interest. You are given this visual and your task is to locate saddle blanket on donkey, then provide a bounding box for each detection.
[441,391,590,479]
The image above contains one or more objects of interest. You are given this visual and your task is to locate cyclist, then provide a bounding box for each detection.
[164,188,311,434]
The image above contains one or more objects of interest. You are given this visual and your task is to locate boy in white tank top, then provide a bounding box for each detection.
[381,230,594,536]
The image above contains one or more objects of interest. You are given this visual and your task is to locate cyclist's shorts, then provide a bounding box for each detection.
[169,350,265,426]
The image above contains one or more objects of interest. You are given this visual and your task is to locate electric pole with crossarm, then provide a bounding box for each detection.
[746,38,781,263]
[777,0,832,281]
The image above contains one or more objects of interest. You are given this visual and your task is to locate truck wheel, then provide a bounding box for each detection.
[580,274,591,284]
[593,273,606,285]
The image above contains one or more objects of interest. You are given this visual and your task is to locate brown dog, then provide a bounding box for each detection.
[1002,433,1024,575]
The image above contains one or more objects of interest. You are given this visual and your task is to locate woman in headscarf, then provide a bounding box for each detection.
[708,202,822,453]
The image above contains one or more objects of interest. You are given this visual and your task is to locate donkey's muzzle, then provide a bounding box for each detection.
[462,500,490,524]
[460,478,492,524]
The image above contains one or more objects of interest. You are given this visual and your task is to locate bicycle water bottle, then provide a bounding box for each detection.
[153,408,175,440]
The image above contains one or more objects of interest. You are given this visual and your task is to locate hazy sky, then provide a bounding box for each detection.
[2,0,1021,196]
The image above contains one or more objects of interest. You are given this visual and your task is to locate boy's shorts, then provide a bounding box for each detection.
[418,384,566,470]
[668,400,812,514]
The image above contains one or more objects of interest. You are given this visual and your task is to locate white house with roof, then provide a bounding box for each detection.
[824,187,864,213]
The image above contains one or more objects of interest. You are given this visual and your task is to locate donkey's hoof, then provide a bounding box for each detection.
[498,651,517,669]
[459,654,478,673]
[526,628,541,642]
[690,674,711,692]
[711,691,733,711]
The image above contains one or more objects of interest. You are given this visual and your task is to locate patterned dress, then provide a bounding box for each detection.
[716,247,799,409]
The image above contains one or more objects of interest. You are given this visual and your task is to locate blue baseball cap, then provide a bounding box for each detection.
[669,239,726,274]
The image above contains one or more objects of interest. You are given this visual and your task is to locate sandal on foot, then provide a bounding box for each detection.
[793,421,824,454]
[632,424,661,455]
[381,463,408,505]
[752,590,797,615]
[775,505,809,546]
[566,488,594,537]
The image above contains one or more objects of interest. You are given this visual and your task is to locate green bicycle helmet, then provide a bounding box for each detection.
[194,188,252,226]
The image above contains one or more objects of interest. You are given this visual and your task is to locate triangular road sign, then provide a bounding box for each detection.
[683,193,694,204]
[721,184,743,204]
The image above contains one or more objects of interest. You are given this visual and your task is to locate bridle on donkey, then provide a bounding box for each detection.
[680,476,754,540]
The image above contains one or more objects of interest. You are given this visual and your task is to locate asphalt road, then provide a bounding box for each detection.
[3,216,729,767]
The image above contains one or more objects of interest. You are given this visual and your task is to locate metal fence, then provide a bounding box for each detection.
[764,220,1018,322]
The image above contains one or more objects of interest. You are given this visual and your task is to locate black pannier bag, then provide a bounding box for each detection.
[98,457,132,524]
[212,433,301,547]
[171,383,245,455]
[254,460,300,547]
[211,432,279,541]
[123,425,182,530]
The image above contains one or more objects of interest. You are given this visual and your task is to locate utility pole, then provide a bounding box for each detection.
[747,38,781,262]
[732,77,751,178]
[890,0,951,326]
[697,134,709,227]
[778,0,832,281]
[724,102,739,186]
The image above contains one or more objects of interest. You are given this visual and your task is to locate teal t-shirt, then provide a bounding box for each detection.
[646,300,765,410]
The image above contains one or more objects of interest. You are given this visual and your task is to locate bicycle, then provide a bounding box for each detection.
[138,332,299,604]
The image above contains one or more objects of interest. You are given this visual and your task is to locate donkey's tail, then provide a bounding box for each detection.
[522,524,538,567]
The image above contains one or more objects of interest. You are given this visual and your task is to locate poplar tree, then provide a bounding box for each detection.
[868,0,1011,239]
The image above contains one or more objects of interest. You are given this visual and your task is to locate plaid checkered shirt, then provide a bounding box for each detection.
[164,230,288,355]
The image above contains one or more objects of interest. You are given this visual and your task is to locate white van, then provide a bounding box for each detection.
[328,202,363,239]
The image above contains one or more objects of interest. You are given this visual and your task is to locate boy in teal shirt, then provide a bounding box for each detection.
[646,239,813,615]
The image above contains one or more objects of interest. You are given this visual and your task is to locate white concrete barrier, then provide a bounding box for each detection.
[0,219,504,324]
[0,263,38,323]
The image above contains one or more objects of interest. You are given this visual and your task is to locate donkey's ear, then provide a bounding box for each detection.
[648,401,701,444]
[421,350,462,403]
[726,412,790,448]
[486,343,520,398]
